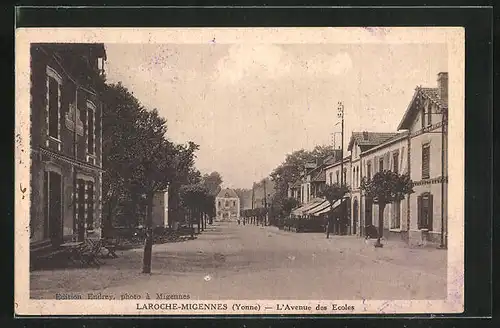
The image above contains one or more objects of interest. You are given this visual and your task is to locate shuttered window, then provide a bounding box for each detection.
[48,77,60,138]
[422,144,430,179]
[393,152,399,174]
[417,193,433,230]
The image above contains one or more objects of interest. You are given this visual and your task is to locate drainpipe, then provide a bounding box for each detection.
[439,109,447,249]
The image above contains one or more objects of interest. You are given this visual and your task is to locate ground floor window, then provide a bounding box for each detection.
[391,200,401,229]
[417,193,433,230]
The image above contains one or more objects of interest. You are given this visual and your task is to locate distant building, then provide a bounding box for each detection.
[30,43,107,252]
[215,188,240,221]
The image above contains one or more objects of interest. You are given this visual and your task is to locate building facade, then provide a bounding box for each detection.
[215,188,240,221]
[354,132,410,240]
[398,72,448,246]
[30,44,107,251]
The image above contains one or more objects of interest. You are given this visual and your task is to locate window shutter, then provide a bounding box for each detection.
[428,194,434,231]
[417,195,423,229]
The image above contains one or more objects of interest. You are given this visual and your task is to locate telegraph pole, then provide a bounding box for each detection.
[337,101,345,235]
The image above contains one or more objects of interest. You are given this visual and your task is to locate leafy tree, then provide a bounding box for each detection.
[320,183,350,238]
[282,197,300,217]
[201,172,223,196]
[270,145,337,215]
[360,170,414,247]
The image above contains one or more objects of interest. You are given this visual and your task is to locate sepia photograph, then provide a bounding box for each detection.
[15,27,464,315]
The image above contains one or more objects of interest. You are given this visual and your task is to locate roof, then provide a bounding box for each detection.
[216,188,239,198]
[361,131,409,155]
[347,132,399,151]
[398,86,448,130]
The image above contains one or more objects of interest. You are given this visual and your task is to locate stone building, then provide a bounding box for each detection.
[30,43,107,252]
[215,188,240,221]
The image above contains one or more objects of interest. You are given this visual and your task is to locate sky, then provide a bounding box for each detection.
[104,39,447,189]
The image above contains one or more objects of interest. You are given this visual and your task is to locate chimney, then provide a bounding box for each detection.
[437,72,448,104]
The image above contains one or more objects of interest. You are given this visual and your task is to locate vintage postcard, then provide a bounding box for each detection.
[15,27,464,316]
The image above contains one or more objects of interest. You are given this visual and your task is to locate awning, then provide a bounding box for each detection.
[303,199,330,215]
[309,199,342,216]
[291,198,324,216]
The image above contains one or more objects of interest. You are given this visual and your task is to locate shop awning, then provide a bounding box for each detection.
[303,199,330,215]
[309,199,342,216]
[291,198,324,216]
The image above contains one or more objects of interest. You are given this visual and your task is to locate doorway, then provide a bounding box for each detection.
[365,197,373,226]
[44,171,63,246]
[353,198,358,235]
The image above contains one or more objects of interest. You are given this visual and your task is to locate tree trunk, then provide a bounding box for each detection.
[142,192,154,273]
[375,203,386,248]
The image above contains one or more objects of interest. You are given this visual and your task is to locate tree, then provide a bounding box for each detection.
[320,183,350,238]
[180,184,211,234]
[201,172,223,196]
[282,197,300,217]
[360,170,414,247]
[270,145,337,216]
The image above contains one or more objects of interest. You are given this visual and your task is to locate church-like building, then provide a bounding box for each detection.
[215,188,240,221]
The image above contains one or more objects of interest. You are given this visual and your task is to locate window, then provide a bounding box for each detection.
[379,158,384,172]
[356,167,360,187]
[46,67,62,140]
[336,171,339,183]
[391,200,401,229]
[233,200,236,207]
[367,162,372,179]
[87,101,95,155]
[427,103,433,126]
[393,152,399,174]
[343,168,347,185]
[422,144,430,179]
[329,172,333,185]
[421,106,426,129]
[218,200,221,208]
[225,200,229,207]
[417,193,433,230]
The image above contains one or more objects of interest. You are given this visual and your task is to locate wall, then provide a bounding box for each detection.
[407,99,447,246]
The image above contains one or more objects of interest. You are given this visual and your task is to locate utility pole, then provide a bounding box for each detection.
[337,101,345,235]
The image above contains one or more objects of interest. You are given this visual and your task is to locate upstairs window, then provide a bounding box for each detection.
[393,152,399,174]
[422,144,430,179]
[367,162,372,179]
[86,101,96,155]
[46,67,62,140]
[329,172,333,185]
[379,158,384,172]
